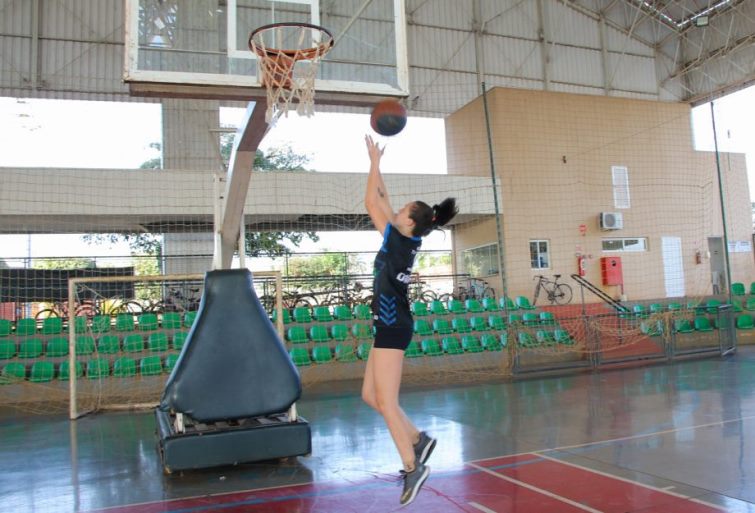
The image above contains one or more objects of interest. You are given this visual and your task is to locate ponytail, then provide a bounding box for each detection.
[410,197,458,237]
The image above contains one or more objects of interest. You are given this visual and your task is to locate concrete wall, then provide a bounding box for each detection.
[446,87,753,301]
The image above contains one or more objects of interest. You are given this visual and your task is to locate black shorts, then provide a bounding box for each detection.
[373,325,414,351]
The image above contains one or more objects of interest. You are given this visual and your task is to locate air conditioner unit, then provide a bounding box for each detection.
[600,212,623,230]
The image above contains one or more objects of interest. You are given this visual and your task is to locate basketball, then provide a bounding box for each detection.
[370,100,407,136]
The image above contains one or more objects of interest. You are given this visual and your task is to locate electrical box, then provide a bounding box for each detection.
[601,256,623,285]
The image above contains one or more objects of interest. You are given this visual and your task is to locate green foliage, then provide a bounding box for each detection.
[416,253,451,271]
[33,258,95,270]
[286,252,365,289]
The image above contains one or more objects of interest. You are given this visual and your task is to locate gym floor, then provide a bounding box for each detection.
[3,348,755,513]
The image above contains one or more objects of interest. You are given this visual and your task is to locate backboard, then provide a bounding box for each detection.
[124,0,409,106]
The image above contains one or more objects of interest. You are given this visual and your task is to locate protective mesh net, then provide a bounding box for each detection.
[0,88,750,414]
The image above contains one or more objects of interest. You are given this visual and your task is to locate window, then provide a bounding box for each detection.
[529,240,550,269]
[461,244,499,276]
[612,166,630,209]
[602,238,647,252]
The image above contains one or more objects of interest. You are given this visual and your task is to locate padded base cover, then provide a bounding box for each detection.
[156,409,311,472]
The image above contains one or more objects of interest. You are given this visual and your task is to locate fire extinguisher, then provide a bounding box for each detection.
[577,255,587,276]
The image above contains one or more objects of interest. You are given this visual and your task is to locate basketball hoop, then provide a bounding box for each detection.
[249,22,334,123]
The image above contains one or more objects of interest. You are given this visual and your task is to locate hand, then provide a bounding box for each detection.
[365,135,385,163]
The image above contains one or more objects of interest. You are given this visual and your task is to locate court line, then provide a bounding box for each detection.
[534,453,728,512]
[542,414,755,453]
[468,501,498,513]
[467,462,603,513]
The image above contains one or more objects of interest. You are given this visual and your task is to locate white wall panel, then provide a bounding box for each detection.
[550,46,603,88]
[482,35,541,81]
[481,0,539,42]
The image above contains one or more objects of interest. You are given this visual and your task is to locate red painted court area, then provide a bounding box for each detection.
[89,453,726,513]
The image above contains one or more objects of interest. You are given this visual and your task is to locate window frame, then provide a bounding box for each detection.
[529,239,550,270]
[601,237,648,252]
[460,243,499,277]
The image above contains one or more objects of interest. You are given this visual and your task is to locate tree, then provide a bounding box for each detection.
[85,141,318,258]
[33,258,95,270]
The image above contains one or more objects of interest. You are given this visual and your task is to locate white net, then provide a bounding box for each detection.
[249,23,334,123]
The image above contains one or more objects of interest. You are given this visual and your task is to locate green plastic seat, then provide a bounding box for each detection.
[287,326,308,344]
[481,333,503,351]
[539,312,556,325]
[462,335,483,352]
[430,300,447,315]
[452,318,471,333]
[97,335,120,354]
[87,358,110,379]
[441,336,463,355]
[309,325,330,343]
[289,347,311,366]
[535,330,555,345]
[1,362,26,383]
[731,282,746,296]
[447,299,466,314]
[732,299,744,312]
[161,312,182,330]
[518,332,537,347]
[482,297,500,312]
[499,297,517,311]
[0,339,16,359]
[16,318,37,336]
[745,298,755,311]
[293,307,312,323]
[667,302,682,311]
[330,324,349,342]
[312,306,333,322]
[488,315,506,331]
[18,338,44,358]
[515,296,535,310]
[357,342,371,360]
[432,318,453,335]
[75,335,95,355]
[91,315,111,334]
[138,313,159,331]
[165,353,180,372]
[352,323,373,340]
[312,345,332,363]
[122,334,145,352]
[554,329,574,345]
[140,355,162,376]
[405,341,423,358]
[736,314,754,330]
[411,301,430,317]
[421,338,443,356]
[113,357,137,378]
[465,299,484,313]
[694,316,714,332]
[42,317,63,335]
[115,314,135,332]
[470,317,488,331]
[271,308,292,325]
[335,343,358,362]
[148,332,169,351]
[705,299,722,313]
[649,303,664,314]
[46,336,68,357]
[522,313,539,326]
[508,313,523,325]
[674,319,694,333]
[0,319,11,337]
[58,361,83,381]
[633,304,648,318]
[173,332,188,350]
[68,315,89,333]
[333,305,353,321]
[353,304,372,320]
[184,311,197,328]
[414,319,433,336]
[29,361,55,383]
[640,321,663,337]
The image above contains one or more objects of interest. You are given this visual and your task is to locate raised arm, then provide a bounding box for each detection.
[364,135,396,235]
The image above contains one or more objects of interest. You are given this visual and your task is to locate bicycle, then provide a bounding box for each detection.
[532,274,572,305]
[450,277,496,302]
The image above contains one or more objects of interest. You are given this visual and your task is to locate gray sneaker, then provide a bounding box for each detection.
[414,431,436,465]
[399,462,430,505]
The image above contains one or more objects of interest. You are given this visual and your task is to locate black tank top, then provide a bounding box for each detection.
[371,224,422,328]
